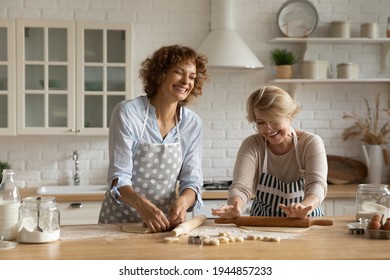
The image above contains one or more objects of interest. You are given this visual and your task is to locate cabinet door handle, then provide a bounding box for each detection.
[69,202,83,209]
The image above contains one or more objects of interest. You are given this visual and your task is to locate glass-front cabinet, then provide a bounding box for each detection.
[76,22,132,135]
[16,20,75,135]
[16,20,132,135]
[0,20,16,135]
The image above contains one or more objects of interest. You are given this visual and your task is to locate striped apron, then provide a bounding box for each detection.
[250,128,323,217]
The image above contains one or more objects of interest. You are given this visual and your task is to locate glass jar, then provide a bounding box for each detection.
[355,184,390,221]
[0,169,21,241]
[18,196,60,243]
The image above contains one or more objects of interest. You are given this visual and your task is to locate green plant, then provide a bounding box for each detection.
[0,161,11,182]
[269,48,297,66]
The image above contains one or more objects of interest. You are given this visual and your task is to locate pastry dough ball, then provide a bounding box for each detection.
[235,236,245,242]
[227,235,235,242]
[163,237,180,243]
[203,238,220,246]
[269,236,281,242]
[246,235,261,240]
[218,236,230,243]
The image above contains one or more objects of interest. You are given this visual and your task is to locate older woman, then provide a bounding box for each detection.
[212,86,327,218]
[99,45,209,232]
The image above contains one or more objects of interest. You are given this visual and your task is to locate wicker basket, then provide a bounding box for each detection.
[276,65,293,79]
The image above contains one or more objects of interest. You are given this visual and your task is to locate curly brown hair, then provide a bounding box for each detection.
[139,45,209,106]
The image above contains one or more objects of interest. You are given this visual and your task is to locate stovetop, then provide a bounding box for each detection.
[202,180,232,190]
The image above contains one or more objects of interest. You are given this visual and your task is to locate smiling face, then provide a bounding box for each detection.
[158,60,197,103]
[254,110,292,146]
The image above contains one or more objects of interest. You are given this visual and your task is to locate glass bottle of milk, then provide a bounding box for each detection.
[0,169,21,241]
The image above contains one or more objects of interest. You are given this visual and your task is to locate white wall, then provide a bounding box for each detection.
[1,0,390,187]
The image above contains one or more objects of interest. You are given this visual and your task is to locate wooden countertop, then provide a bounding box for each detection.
[20,184,359,202]
[1,216,389,260]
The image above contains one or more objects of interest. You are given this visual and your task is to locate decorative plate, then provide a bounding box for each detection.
[277,0,319,37]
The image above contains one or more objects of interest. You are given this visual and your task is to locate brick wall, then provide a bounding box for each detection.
[1,0,390,187]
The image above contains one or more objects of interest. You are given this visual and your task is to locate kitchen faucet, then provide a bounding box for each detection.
[73,150,80,186]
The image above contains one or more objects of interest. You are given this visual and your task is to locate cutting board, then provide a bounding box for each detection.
[327,155,367,184]
[214,216,333,228]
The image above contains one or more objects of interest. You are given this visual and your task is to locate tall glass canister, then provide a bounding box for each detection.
[356,184,390,221]
[0,169,21,241]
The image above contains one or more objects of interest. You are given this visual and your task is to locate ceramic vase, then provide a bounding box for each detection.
[361,144,383,183]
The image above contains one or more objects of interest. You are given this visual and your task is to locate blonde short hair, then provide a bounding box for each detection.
[246,86,300,123]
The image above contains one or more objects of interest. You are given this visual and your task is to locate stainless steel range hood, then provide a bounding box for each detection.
[197,0,264,69]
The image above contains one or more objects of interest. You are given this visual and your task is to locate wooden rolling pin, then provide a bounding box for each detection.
[214,216,333,228]
[170,215,207,237]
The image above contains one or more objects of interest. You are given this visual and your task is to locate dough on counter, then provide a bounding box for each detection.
[268,236,281,242]
[218,236,230,243]
[246,235,262,241]
[263,236,281,242]
[121,223,152,234]
[203,238,220,246]
[163,237,180,243]
[235,236,245,242]
[227,235,235,242]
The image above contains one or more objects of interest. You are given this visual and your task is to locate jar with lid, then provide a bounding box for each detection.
[0,169,21,241]
[355,184,390,221]
[18,196,60,243]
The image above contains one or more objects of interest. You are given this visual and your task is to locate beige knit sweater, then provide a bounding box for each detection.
[228,131,328,207]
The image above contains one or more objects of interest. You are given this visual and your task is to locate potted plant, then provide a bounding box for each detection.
[269,48,298,79]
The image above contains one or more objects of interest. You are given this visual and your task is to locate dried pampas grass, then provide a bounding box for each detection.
[342,93,390,145]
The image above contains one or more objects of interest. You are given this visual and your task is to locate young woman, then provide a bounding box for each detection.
[99,45,209,232]
[212,86,328,218]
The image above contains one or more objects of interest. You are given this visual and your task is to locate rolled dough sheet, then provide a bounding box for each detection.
[121,223,152,234]
[239,226,310,233]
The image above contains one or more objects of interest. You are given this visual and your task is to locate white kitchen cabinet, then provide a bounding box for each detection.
[0,20,16,135]
[16,20,76,135]
[58,201,102,225]
[322,197,356,217]
[333,198,356,216]
[75,22,132,135]
[269,37,390,84]
[15,20,132,136]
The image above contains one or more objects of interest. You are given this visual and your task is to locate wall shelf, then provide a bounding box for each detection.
[270,78,390,84]
[269,37,390,44]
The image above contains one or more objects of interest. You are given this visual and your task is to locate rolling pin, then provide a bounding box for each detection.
[214,216,333,228]
[170,215,207,237]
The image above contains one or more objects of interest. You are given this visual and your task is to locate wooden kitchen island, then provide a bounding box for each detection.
[1,216,389,260]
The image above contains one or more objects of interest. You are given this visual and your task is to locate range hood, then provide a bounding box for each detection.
[197,0,264,69]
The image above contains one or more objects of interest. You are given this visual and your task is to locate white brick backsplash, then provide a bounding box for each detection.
[2,0,390,186]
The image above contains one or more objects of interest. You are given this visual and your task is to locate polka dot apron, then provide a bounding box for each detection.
[99,101,182,223]
[250,128,324,217]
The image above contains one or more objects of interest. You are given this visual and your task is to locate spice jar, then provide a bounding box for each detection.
[355,184,390,221]
[18,196,60,243]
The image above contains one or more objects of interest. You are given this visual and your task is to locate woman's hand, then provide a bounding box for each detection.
[211,200,241,218]
[117,185,170,233]
[168,188,197,228]
[168,199,188,229]
[279,203,312,218]
[137,200,171,233]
